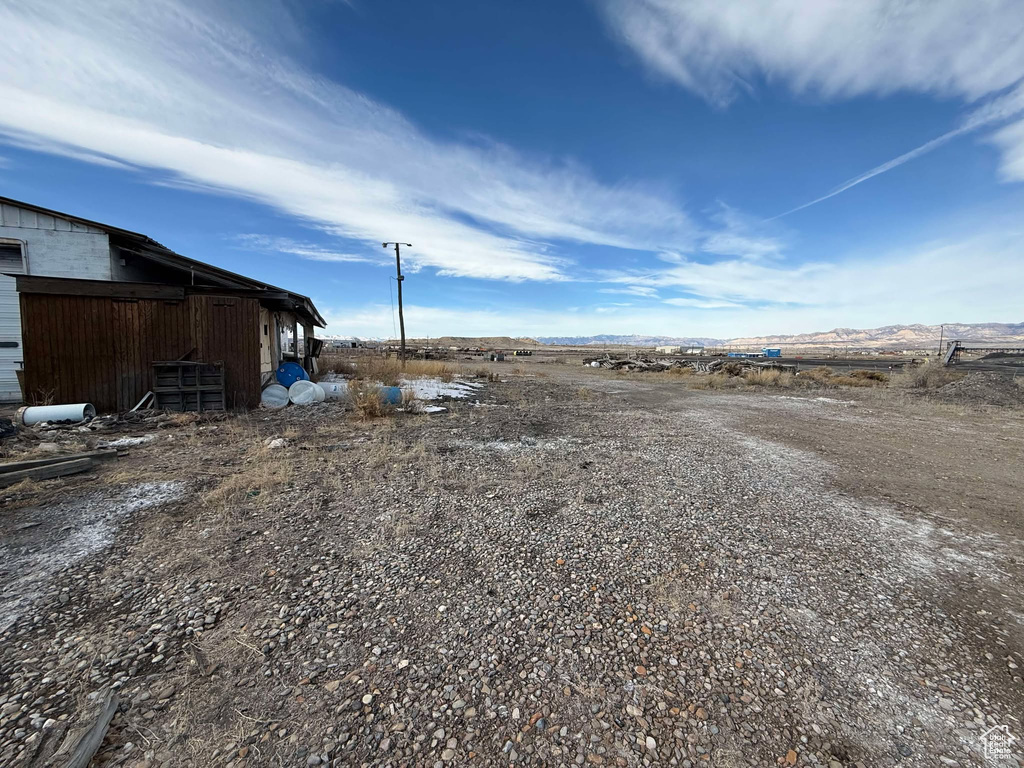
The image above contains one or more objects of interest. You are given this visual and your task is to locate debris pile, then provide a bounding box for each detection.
[933,372,1024,407]
[585,356,794,375]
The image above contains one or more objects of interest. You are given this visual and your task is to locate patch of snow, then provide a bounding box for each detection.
[0,481,186,632]
[100,434,156,448]
[400,377,484,401]
[775,395,855,406]
[473,437,574,453]
[401,403,447,414]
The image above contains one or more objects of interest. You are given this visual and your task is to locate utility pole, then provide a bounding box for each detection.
[383,242,411,365]
[937,323,945,358]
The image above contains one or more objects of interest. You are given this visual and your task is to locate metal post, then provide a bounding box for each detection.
[937,324,944,358]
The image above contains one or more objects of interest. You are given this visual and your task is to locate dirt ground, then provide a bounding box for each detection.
[1,363,1022,768]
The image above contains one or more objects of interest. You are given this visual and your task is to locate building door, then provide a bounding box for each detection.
[0,242,25,402]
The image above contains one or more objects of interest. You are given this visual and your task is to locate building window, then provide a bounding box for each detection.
[0,241,25,269]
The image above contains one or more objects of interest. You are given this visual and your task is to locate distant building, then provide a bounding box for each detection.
[685,347,705,355]
[761,348,782,358]
[655,345,682,354]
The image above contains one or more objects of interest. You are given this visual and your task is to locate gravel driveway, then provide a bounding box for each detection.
[0,368,1021,767]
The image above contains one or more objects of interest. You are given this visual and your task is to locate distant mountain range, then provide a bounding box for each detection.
[536,334,719,347]
[537,323,1024,350]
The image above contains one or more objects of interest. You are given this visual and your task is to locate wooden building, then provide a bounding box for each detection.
[1,197,324,410]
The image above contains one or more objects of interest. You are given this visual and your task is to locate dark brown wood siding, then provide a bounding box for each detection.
[188,295,261,410]
[20,292,261,412]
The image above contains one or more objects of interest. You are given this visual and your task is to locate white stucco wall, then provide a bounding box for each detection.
[0,203,112,279]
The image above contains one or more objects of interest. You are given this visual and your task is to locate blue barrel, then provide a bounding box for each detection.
[380,386,403,405]
[276,362,309,388]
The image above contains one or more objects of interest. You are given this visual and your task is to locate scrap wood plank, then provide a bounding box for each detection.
[0,458,95,488]
[0,450,119,475]
[43,688,118,768]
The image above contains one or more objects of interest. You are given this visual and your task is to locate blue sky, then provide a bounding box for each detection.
[1,0,1022,338]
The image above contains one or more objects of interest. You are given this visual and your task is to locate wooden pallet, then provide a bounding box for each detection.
[152,361,226,412]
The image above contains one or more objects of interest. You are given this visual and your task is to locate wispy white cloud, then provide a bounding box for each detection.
[662,297,742,309]
[0,0,695,283]
[323,230,1023,336]
[0,131,138,171]
[320,230,1024,337]
[234,234,383,264]
[601,231,1024,312]
[701,203,784,258]
[990,119,1024,182]
[598,0,1024,108]
[598,285,659,298]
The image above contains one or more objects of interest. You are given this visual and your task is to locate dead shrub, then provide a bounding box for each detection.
[349,381,390,419]
[320,356,357,376]
[894,361,964,389]
[575,386,594,401]
[831,376,878,387]
[743,369,794,388]
[798,366,836,385]
[721,362,744,376]
[686,373,731,390]
[666,366,695,376]
[406,360,456,382]
[344,356,459,386]
[850,369,889,382]
[165,412,201,427]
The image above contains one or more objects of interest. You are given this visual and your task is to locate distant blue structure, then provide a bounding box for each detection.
[761,348,782,358]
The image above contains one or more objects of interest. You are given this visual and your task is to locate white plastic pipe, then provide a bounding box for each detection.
[17,403,96,426]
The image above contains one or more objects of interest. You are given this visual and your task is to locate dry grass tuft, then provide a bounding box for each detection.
[850,369,889,382]
[320,356,357,376]
[666,366,695,376]
[1,477,37,496]
[164,412,201,427]
[831,375,879,387]
[473,368,501,382]
[743,369,794,388]
[798,366,836,385]
[574,386,594,401]
[685,373,731,390]
[348,381,391,419]
[332,356,460,386]
[797,365,894,388]
[894,361,965,389]
[203,437,293,512]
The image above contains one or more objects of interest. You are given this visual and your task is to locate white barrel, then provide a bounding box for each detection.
[17,403,96,426]
[260,384,290,410]
[313,382,326,402]
[289,379,321,405]
[320,382,348,400]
